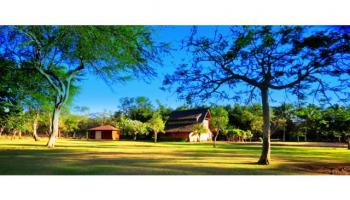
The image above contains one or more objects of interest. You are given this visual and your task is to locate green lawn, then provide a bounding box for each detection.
[0,137,349,175]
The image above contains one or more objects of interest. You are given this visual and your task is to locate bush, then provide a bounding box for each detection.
[224,128,253,142]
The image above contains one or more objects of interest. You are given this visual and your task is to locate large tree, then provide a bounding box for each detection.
[164,26,350,164]
[1,26,161,147]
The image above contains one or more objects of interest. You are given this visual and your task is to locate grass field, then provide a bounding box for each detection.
[0,137,349,175]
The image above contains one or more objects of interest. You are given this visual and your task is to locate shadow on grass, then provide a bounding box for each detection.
[0,149,289,175]
[1,148,347,175]
[1,140,350,175]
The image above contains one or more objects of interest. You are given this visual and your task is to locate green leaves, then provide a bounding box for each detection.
[192,124,209,135]
[263,34,275,47]
[146,112,165,134]
[224,128,253,141]
[210,106,229,130]
[118,117,148,137]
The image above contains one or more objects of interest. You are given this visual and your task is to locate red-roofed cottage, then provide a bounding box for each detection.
[88,125,120,140]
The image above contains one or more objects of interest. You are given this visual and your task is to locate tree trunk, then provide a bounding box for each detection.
[282,126,286,142]
[213,129,219,148]
[48,113,52,136]
[134,134,137,141]
[304,128,307,142]
[11,130,17,140]
[297,135,300,142]
[258,88,271,165]
[18,130,22,139]
[47,107,61,148]
[33,114,40,141]
[154,132,158,143]
[0,127,4,137]
[347,139,350,150]
[35,64,76,148]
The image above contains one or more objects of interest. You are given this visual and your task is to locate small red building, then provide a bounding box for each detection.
[88,125,120,140]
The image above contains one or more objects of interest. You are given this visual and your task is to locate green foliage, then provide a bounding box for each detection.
[226,104,263,136]
[224,128,253,142]
[192,124,209,135]
[146,112,165,134]
[60,114,82,136]
[1,26,162,145]
[119,96,154,122]
[117,96,173,123]
[164,26,350,106]
[2,26,160,83]
[155,100,173,121]
[210,106,229,131]
[0,58,53,135]
[117,117,148,139]
[321,105,350,140]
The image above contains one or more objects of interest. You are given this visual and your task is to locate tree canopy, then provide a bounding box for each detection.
[0,26,163,147]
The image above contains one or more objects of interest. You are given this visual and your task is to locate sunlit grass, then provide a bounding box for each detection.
[0,137,349,175]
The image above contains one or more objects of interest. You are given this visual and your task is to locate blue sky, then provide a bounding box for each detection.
[72,26,192,113]
[71,26,343,114]
[72,26,247,113]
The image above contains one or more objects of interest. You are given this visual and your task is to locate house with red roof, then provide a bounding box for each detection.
[88,125,120,140]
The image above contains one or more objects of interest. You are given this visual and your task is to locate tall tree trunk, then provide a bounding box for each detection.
[134,134,137,141]
[154,132,158,143]
[34,60,78,148]
[258,88,271,165]
[47,106,61,148]
[18,130,22,139]
[33,113,40,141]
[282,126,286,142]
[48,113,52,136]
[213,129,219,148]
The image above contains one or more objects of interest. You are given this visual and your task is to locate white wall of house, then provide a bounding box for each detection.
[203,119,209,128]
[189,133,199,142]
[200,132,211,141]
[189,129,212,142]
[95,131,101,139]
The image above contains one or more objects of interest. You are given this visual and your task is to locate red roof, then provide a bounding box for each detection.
[88,125,119,131]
